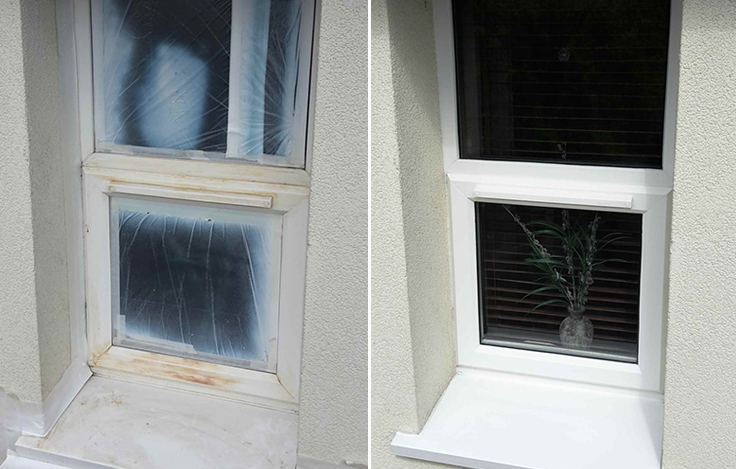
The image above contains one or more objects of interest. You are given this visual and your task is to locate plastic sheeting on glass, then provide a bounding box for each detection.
[110,197,283,371]
[93,0,310,167]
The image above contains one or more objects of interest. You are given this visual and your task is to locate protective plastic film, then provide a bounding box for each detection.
[95,0,232,153]
[93,0,310,167]
[235,0,304,164]
[110,197,283,371]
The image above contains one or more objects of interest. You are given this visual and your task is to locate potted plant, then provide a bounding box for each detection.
[503,205,623,350]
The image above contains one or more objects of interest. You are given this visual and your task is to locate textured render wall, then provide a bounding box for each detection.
[0,0,45,404]
[20,0,71,401]
[0,0,70,404]
[662,1,736,467]
[297,0,368,465]
[371,0,456,467]
[371,0,423,467]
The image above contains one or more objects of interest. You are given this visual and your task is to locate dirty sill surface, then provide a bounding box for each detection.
[391,368,664,469]
[15,376,298,469]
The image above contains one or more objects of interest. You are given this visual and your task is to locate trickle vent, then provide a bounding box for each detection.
[453,0,671,169]
[476,203,642,361]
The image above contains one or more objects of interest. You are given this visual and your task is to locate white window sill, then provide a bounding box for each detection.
[391,368,663,469]
[14,376,298,469]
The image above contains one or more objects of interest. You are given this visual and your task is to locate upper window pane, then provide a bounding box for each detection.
[453,0,671,168]
[93,0,310,167]
[477,203,642,363]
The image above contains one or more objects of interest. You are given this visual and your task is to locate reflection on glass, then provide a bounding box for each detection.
[476,203,642,363]
[110,198,282,371]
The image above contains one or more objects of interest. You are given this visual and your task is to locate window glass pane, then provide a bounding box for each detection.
[110,197,282,371]
[453,0,671,168]
[476,203,642,362]
[96,0,232,153]
[237,0,305,162]
[93,0,310,167]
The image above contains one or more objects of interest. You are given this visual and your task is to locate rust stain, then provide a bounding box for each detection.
[125,357,239,389]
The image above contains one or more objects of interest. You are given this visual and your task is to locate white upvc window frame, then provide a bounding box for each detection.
[435,0,681,394]
[68,0,319,412]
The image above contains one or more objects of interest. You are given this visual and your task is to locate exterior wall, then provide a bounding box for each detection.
[371,0,455,467]
[297,0,368,465]
[662,1,736,467]
[19,0,71,402]
[0,0,70,404]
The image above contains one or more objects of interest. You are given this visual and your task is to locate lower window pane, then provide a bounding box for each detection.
[476,202,642,362]
[110,197,282,372]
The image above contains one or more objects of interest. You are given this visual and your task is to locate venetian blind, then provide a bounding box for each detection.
[453,0,671,168]
[476,203,643,361]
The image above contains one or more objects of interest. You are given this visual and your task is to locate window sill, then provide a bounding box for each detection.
[14,376,298,469]
[391,368,663,469]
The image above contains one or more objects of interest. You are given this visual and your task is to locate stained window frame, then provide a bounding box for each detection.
[435,0,680,393]
[71,0,318,411]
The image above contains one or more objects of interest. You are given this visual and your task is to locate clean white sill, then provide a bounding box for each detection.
[391,368,663,469]
[2,454,67,469]
[15,376,298,469]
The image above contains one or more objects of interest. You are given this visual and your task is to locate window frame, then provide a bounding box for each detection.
[70,0,319,411]
[435,0,681,393]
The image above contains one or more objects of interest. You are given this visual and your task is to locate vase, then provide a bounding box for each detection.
[559,306,594,350]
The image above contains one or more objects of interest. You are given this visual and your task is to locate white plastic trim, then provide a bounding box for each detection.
[108,182,274,209]
[36,361,92,437]
[392,369,664,469]
[473,184,633,210]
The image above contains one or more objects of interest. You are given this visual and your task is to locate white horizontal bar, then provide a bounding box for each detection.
[108,183,273,209]
[473,184,633,209]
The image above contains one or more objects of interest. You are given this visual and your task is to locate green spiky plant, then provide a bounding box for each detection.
[503,205,625,313]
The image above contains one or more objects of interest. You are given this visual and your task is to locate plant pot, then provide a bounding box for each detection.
[559,307,594,350]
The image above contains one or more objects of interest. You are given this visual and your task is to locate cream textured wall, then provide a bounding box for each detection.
[297,0,368,465]
[0,0,45,405]
[662,0,736,467]
[0,0,70,404]
[371,0,456,467]
[20,0,71,402]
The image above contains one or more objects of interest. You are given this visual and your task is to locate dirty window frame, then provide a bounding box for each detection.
[70,0,318,411]
[434,0,680,393]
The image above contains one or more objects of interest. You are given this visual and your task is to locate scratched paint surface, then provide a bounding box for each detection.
[94,0,306,162]
[110,197,282,371]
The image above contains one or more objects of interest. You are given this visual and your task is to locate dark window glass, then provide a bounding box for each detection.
[476,203,642,362]
[453,0,671,168]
